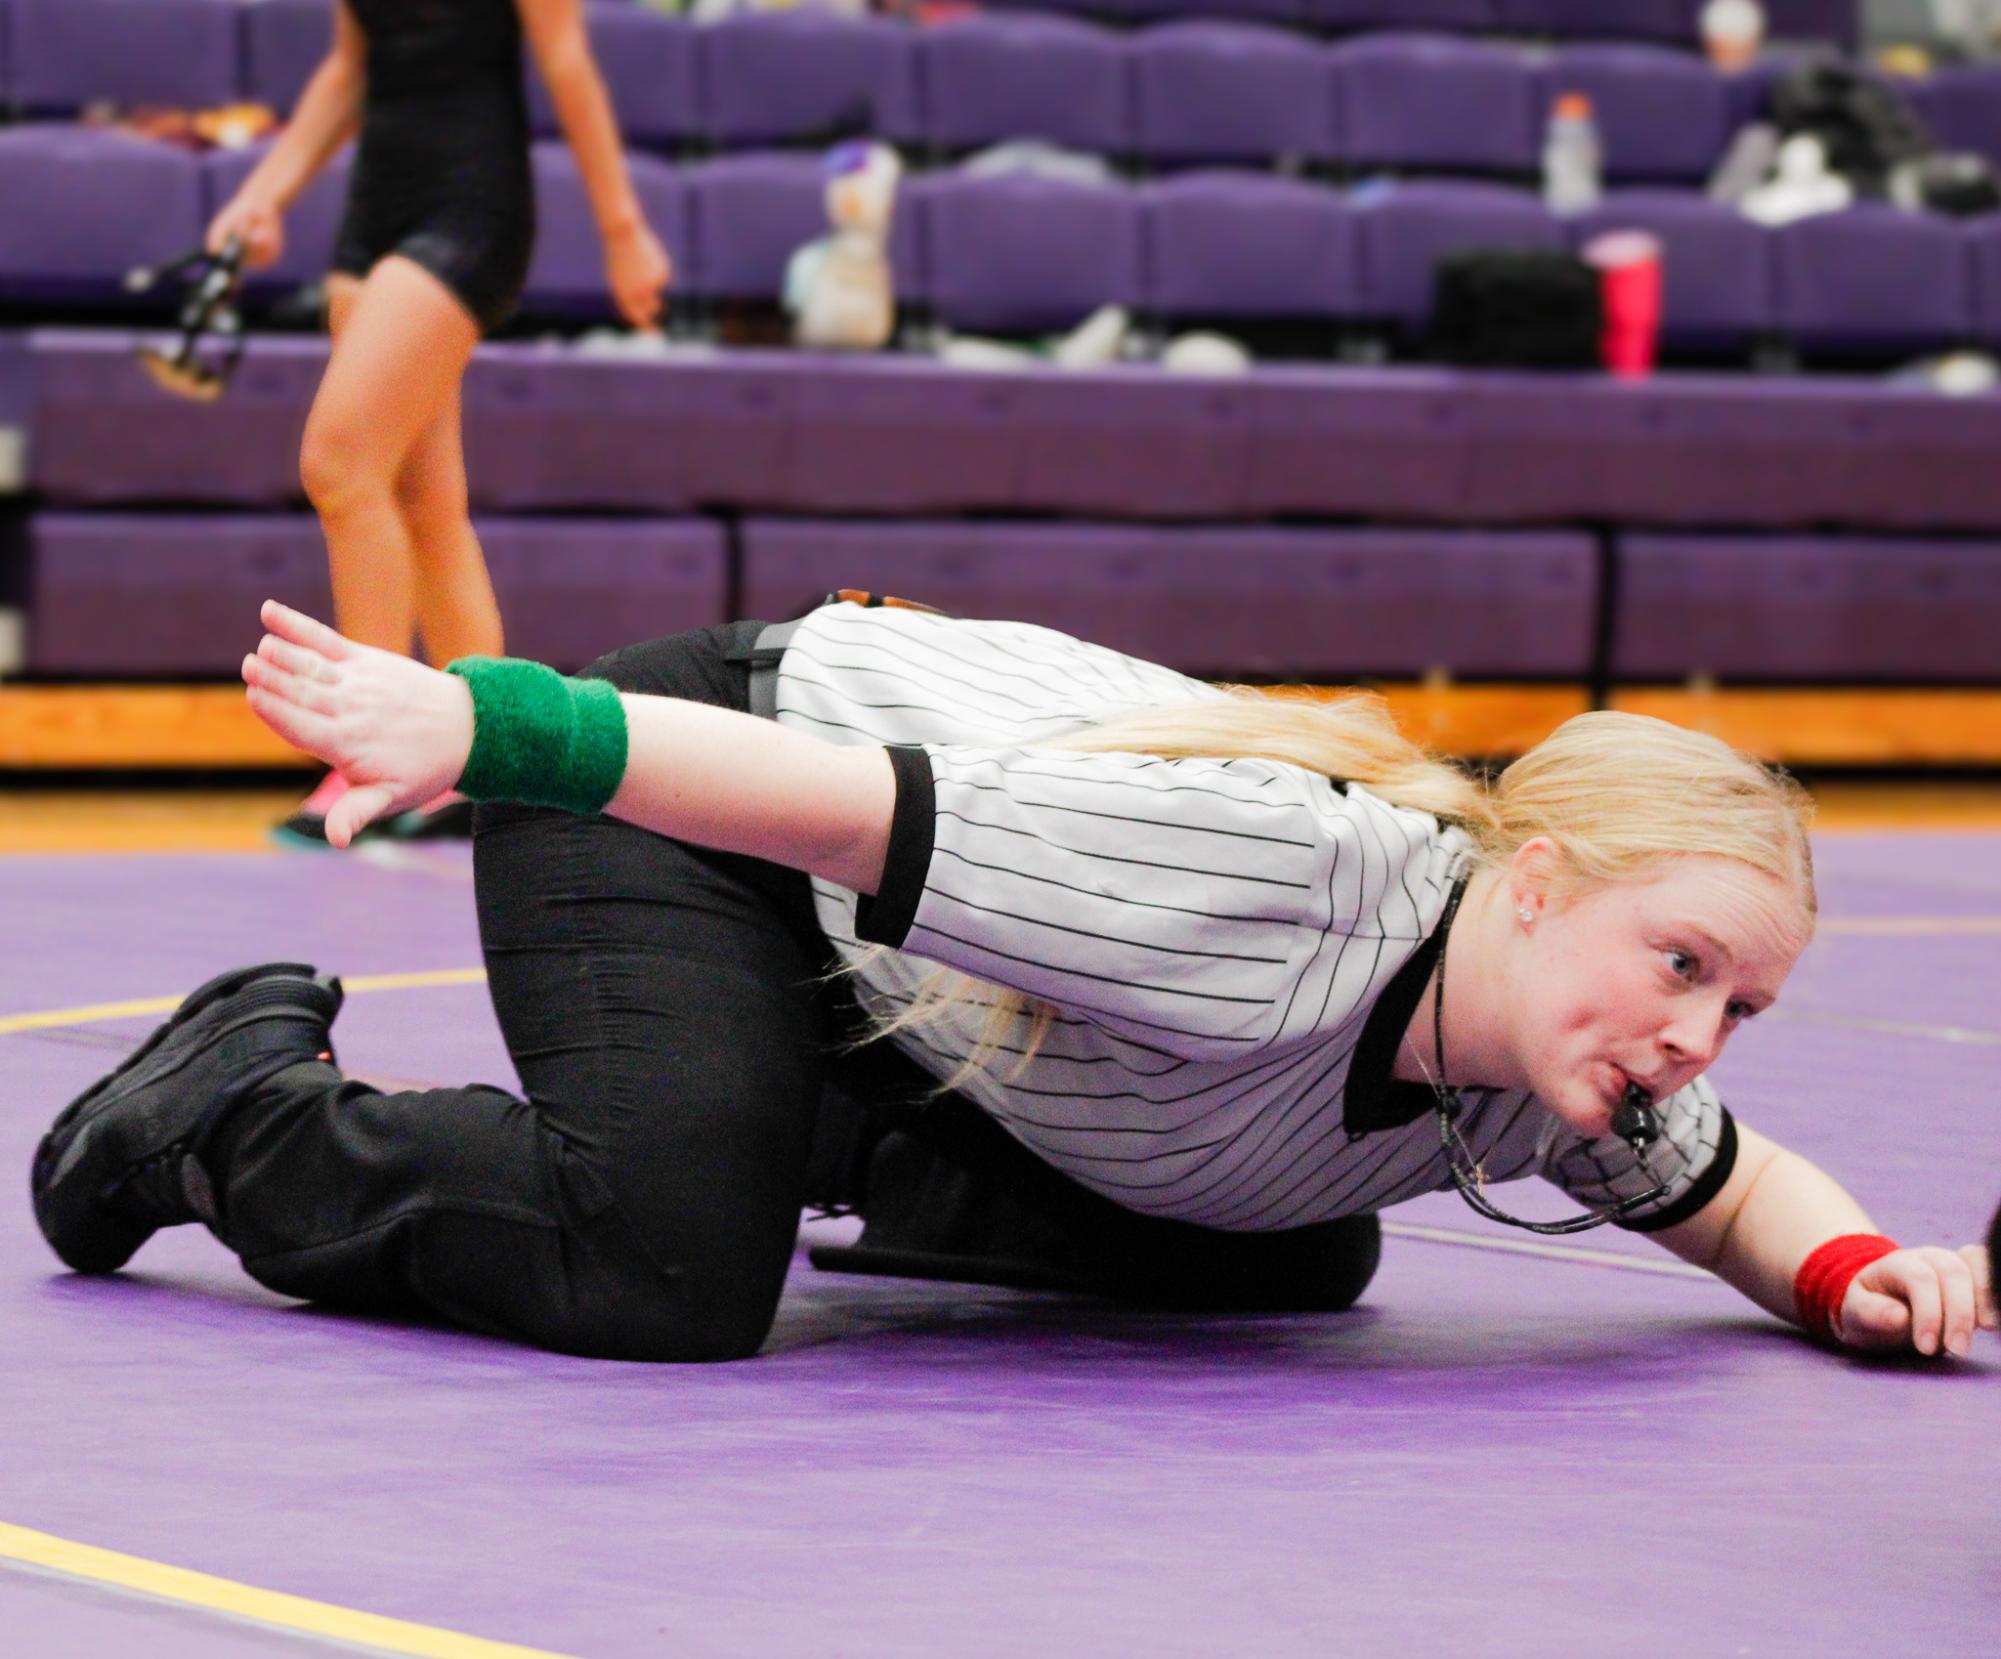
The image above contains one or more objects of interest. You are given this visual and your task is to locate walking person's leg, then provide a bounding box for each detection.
[395,378,503,667]
[301,258,481,656]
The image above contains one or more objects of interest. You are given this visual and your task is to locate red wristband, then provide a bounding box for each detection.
[1792,1233,1899,1343]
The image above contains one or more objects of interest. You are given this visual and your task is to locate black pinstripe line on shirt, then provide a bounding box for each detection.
[925,883,1292,968]
[784,645,1086,724]
[942,759,1320,814]
[907,921,1276,1008]
[811,611,1130,702]
[935,808,1315,890]
[897,937,1272,1044]
[927,1023,1333,1128]
[930,844,1301,929]
[935,774,1321,851]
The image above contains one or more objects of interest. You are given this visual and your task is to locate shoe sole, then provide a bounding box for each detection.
[32,964,338,1273]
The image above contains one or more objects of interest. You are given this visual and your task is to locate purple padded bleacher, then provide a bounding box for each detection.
[241,0,327,116]
[200,143,353,298]
[1612,534,2001,682]
[0,128,203,305]
[1571,191,1774,354]
[681,150,819,303]
[1333,34,1539,178]
[1308,1,1498,30]
[905,15,1127,158]
[1129,23,1336,170]
[26,330,324,504]
[740,520,1595,678]
[1495,0,1690,42]
[21,512,728,674]
[910,171,1142,336]
[1774,204,1974,361]
[1916,66,2001,174]
[1541,45,1732,185]
[1123,0,1305,28]
[11,0,239,115]
[522,143,687,318]
[1142,172,1359,322]
[1353,181,1563,339]
[1761,0,1859,51]
[1970,215,2001,349]
[1243,366,1470,520]
[692,12,914,150]
[526,4,693,151]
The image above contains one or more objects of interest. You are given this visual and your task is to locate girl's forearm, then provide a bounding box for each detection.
[535,39,645,237]
[1707,1144,1878,1325]
[241,56,364,209]
[606,696,896,894]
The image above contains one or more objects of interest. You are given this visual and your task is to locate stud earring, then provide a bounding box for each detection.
[1518,908,1534,926]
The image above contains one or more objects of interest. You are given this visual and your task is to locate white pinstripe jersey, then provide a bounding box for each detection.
[775,603,1737,1234]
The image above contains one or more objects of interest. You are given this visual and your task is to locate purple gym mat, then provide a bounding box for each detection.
[2,834,1996,1656]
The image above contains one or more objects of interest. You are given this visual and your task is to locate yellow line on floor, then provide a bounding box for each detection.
[0,970,488,1037]
[0,1522,574,1659]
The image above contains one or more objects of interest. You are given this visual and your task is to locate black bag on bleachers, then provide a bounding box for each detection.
[1768,60,1931,196]
[1426,250,1602,369]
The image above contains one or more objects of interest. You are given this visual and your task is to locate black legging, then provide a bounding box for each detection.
[203,623,1377,1361]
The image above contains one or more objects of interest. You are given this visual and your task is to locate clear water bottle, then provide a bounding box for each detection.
[1543,91,1603,216]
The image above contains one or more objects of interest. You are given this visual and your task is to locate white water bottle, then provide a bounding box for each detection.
[1543,91,1603,215]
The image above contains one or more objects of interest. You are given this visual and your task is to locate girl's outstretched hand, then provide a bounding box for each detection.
[241,601,474,848]
[1838,1243,1997,1358]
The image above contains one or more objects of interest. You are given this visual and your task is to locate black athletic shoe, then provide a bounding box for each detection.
[31,963,343,1274]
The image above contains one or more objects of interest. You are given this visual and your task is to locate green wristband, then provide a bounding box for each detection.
[445,656,629,816]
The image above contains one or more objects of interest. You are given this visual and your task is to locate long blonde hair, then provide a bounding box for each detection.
[860,689,1816,1089]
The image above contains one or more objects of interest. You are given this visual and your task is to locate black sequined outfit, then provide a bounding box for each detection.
[330,0,535,333]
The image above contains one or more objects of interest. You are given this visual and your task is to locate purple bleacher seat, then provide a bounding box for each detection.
[1129,23,1336,170]
[26,330,325,505]
[0,127,204,305]
[741,520,1594,677]
[907,15,1126,157]
[461,346,797,512]
[1495,0,1692,42]
[680,150,806,304]
[522,143,686,317]
[1775,204,1974,360]
[474,518,729,669]
[526,4,692,150]
[1242,366,1470,519]
[1353,180,1563,337]
[241,0,327,116]
[1571,190,1774,353]
[912,171,1141,335]
[25,513,330,673]
[692,12,914,149]
[22,512,727,674]
[1308,1,1499,30]
[1142,172,1358,320]
[1,0,15,108]
[1124,0,1307,28]
[12,0,240,115]
[1916,66,2001,173]
[1971,215,2001,348]
[1613,534,2001,682]
[200,142,354,296]
[1333,35,1540,177]
[1761,0,1858,51]
[1541,45,1732,185]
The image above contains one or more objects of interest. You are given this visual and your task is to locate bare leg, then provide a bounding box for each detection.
[397,379,503,665]
[300,259,480,655]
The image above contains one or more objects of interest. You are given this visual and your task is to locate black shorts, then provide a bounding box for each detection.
[331,78,535,334]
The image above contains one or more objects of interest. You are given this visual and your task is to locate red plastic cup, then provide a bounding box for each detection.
[1584,230,1663,379]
